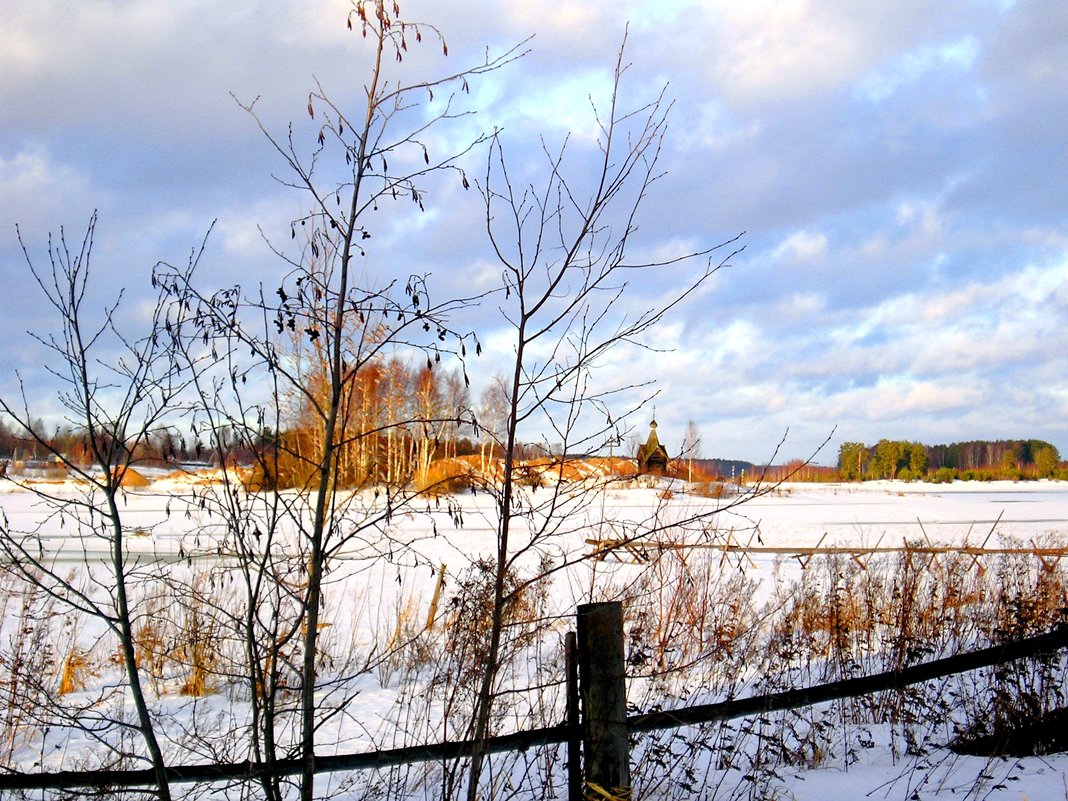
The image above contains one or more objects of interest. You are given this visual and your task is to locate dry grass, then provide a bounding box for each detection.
[57,648,90,695]
[626,547,757,678]
[623,542,1068,799]
[0,575,61,764]
[175,578,223,697]
[373,586,432,688]
[134,593,171,695]
[689,482,736,500]
[131,576,234,697]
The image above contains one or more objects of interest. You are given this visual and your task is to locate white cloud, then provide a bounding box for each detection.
[676,102,763,152]
[859,378,972,417]
[895,200,943,237]
[215,198,297,258]
[689,1,971,107]
[512,69,616,140]
[0,146,75,197]
[463,259,506,293]
[773,230,828,262]
[0,25,42,73]
[709,1,865,101]
[777,292,826,319]
[0,145,98,245]
[504,0,604,40]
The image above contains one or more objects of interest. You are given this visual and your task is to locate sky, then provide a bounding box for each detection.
[2,0,1067,466]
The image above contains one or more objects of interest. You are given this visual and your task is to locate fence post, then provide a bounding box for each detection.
[565,631,582,801]
[577,602,630,799]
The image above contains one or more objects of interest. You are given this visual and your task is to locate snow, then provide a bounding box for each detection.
[1,475,1067,799]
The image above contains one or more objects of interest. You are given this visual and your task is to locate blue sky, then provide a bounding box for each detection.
[2,0,1066,464]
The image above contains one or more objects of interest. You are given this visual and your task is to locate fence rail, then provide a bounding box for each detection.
[630,624,1068,732]
[1,623,1065,792]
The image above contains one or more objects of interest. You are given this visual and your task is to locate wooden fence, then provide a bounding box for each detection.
[0,604,1065,799]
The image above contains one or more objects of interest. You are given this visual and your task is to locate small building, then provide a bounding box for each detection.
[636,417,670,475]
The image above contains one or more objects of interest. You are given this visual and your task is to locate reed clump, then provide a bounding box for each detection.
[627,543,1068,799]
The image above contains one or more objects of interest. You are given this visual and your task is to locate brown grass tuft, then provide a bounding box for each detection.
[57,649,90,695]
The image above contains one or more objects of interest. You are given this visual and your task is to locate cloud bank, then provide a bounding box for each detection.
[1,0,1066,464]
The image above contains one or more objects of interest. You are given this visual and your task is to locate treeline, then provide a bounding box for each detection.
[0,416,207,467]
[0,361,545,487]
[255,359,522,490]
[758,460,839,483]
[837,438,1065,482]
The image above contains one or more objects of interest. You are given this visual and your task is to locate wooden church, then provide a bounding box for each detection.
[636,415,670,475]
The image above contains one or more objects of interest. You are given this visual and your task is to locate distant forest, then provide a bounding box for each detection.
[0,363,540,486]
[836,438,1064,482]
[686,439,1066,485]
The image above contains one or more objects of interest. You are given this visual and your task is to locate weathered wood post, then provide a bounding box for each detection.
[565,631,582,801]
[576,602,630,799]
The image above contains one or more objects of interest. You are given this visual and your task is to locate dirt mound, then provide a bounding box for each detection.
[419,455,638,489]
[106,467,152,488]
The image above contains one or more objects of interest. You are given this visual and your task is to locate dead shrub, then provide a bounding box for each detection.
[438,558,551,699]
[242,448,316,492]
[173,577,224,697]
[0,576,60,763]
[952,705,1068,757]
[625,546,759,679]
[512,463,546,489]
[375,591,429,687]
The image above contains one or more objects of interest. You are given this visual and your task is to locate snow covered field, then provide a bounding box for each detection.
[5,475,1066,563]
[1,476,1067,799]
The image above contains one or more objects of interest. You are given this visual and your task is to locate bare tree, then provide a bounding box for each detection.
[463,36,744,798]
[478,373,511,473]
[154,3,525,798]
[0,214,199,801]
[443,368,473,461]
